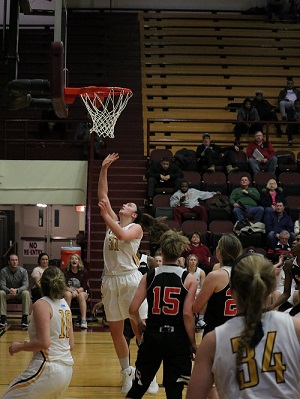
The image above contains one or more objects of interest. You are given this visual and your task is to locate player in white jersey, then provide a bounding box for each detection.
[98,153,147,394]
[2,266,74,399]
[187,253,300,399]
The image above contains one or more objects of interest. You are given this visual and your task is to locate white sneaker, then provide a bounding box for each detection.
[121,366,135,394]
[147,375,159,394]
[81,319,87,329]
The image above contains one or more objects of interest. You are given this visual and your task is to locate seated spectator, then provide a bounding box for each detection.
[291,0,300,20]
[196,133,240,173]
[246,131,277,175]
[64,254,90,329]
[264,202,295,247]
[295,215,300,235]
[170,180,220,225]
[0,253,31,328]
[233,98,260,142]
[266,230,294,262]
[286,99,300,146]
[243,246,266,256]
[252,90,282,137]
[180,231,212,275]
[31,252,49,303]
[229,175,264,222]
[260,178,285,217]
[266,0,285,22]
[74,113,106,158]
[278,77,300,121]
[145,157,183,206]
[38,109,66,140]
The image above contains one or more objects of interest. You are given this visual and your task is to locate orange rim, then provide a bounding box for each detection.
[64,86,132,104]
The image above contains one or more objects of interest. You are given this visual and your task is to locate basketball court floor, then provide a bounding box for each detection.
[0,318,203,399]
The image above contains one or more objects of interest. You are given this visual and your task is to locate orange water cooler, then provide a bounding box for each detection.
[60,247,81,269]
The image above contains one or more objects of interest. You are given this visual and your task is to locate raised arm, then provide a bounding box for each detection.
[98,153,119,200]
[98,153,119,221]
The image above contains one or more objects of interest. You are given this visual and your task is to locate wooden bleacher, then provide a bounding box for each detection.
[139,10,300,155]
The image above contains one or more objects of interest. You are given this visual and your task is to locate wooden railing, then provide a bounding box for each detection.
[146,118,300,156]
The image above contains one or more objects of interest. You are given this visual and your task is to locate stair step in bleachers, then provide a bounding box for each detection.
[139,10,300,155]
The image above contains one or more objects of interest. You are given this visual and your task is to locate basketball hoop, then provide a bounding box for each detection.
[64,86,133,138]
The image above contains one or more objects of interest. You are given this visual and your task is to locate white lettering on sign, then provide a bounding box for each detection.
[23,241,44,257]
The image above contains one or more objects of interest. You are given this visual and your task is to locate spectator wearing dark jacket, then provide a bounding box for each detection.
[233,98,260,141]
[196,133,239,173]
[264,201,295,247]
[252,90,282,137]
[278,77,300,120]
[286,99,300,145]
[145,157,183,205]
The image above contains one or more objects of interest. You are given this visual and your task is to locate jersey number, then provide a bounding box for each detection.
[231,331,286,390]
[224,288,237,316]
[152,286,180,315]
[109,236,119,251]
[59,309,72,339]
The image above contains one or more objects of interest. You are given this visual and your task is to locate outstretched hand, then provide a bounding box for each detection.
[102,153,119,168]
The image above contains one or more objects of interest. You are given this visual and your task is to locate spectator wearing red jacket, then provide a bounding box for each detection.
[246,131,277,175]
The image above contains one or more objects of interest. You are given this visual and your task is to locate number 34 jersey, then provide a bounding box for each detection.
[213,311,300,399]
[29,297,74,365]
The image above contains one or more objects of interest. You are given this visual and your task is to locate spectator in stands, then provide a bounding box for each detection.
[266,230,294,263]
[180,231,212,275]
[196,133,240,173]
[31,252,49,303]
[64,254,90,329]
[264,201,295,247]
[145,157,183,206]
[291,0,300,20]
[38,109,67,140]
[229,175,264,222]
[286,99,300,146]
[0,253,31,328]
[278,77,300,121]
[252,90,282,137]
[246,131,277,175]
[260,178,286,218]
[74,113,106,158]
[170,180,220,225]
[233,98,260,142]
[266,0,285,22]
[295,215,300,235]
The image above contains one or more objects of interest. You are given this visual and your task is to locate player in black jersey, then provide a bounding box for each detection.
[126,230,197,399]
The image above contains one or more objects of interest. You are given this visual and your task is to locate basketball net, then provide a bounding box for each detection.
[80,88,133,138]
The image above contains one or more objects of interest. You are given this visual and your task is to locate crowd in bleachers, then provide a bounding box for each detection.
[145,132,300,274]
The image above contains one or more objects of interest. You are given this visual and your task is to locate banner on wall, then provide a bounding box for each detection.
[23,241,45,257]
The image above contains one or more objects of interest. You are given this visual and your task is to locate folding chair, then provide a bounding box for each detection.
[286,195,300,222]
[183,170,201,189]
[209,220,234,251]
[279,172,300,196]
[205,195,232,224]
[153,194,173,219]
[228,171,252,193]
[181,220,208,245]
[276,150,297,173]
[253,172,277,192]
[202,172,227,195]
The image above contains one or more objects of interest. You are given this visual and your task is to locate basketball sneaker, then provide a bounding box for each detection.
[81,319,87,329]
[21,315,28,328]
[121,366,135,394]
[147,375,159,394]
[0,315,7,328]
